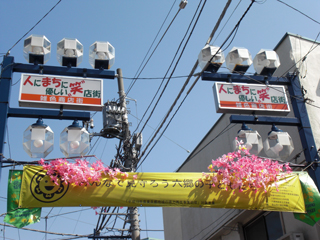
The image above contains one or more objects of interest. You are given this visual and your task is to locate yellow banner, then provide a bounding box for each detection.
[19,166,305,213]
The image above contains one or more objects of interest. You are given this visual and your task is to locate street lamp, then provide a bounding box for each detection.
[233,123,263,155]
[225,47,252,74]
[60,120,90,158]
[198,44,225,73]
[263,124,294,160]
[57,38,83,67]
[22,118,54,158]
[253,49,280,76]
[89,41,115,70]
[23,34,51,65]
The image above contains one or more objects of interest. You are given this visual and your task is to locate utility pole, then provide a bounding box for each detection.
[117,68,141,240]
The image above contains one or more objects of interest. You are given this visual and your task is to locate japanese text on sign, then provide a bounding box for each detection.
[213,82,290,115]
[19,74,103,111]
[19,166,305,213]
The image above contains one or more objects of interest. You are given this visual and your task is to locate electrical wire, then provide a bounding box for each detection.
[6,0,62,54]
[138,0,248,161]
[0,236,15,240]
[96,207,110,232]
[47,208,91,219]
[110,207,120,232]
[72,208,83,234]
[278,31,320,78]
[135,0,208,160]
[0,223,91,238]
[98,207,117,232]
[46,211,96,227]
[99,139,109,159]
[123,74,195,80]
[6,124,11,160]
[132,0,206,136]
[211,0,242,45]
[189,209,240,240]
[11,77,20,86]
[129,113,190,153]
[138,0,255,166]
[87,136,101,156]
[126,0,179,95]
[48,236,90,240]
[276,0,320,25]
[121,208,129,236]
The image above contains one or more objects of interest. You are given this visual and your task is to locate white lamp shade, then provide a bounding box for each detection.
[233,130,263,155]
[198,44,225,72]
[57,38,83,67]
[60,127,90,157]
[226,47,252,73]
[23,125,54,158]
[23,34,51,64]
[264,131,294,160]
[253,49,280,75]
[89,41,115,69]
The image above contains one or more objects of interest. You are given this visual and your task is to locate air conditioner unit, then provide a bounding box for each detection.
[277,232,304,240]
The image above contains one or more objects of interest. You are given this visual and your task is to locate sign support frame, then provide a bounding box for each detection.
[201,72,320,191]
[0,56,116,177]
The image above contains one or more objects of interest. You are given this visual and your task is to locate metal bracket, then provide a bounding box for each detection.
[59,105,63,117]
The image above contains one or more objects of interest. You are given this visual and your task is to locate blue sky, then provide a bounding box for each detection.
[1,0,320,239]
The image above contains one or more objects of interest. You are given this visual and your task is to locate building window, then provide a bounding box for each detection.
[244,212,283,240]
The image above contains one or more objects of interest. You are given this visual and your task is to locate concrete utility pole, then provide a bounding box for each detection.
[117,69,141,240]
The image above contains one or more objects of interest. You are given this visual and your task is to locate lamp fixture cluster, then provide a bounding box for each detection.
[23,118,90,158]
[198,45,280,76]
[23,34,115,69]
[233,123,294,160]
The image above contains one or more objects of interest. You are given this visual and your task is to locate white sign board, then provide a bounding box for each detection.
[213,82,290,115]
[19,74,103,111]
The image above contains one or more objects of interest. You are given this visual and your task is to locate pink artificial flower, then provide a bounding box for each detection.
[207,137,292,193]
[38,159,45,165]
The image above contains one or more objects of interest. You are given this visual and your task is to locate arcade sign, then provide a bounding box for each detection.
[19,74,103,111]
[213,82,290,115]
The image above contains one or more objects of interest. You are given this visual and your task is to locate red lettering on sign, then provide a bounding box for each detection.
[23,76,33,86]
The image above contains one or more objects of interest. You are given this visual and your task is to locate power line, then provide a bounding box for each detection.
[129,113,190,153]
[126,0,179,94]
[123,74,196,80]
[136,0,208,156]
[6,0,62,54]
[0,223,91,238]
[207,0,233,45]
[211,0,243,45]
[190,209,240,240]
[133,0,207,136]
[47,208,92,219]
[276,0,320,25]
[72,207,83,234]
[278,31,320,78]
[138,0,255,166]
[134,0,236,151]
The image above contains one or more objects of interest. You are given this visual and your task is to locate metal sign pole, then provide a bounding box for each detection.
[0,56,14,179]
